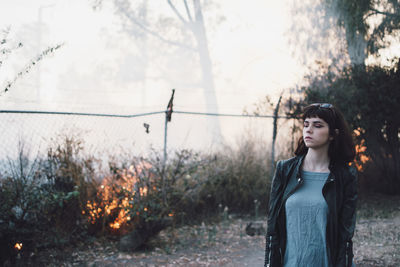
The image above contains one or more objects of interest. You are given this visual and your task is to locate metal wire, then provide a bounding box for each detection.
[0,109,166,118]
[0,109,289,119]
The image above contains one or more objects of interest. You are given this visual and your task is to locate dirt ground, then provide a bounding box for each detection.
[31,194,400,267]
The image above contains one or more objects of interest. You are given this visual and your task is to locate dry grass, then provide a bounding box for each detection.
[353,193,400,267]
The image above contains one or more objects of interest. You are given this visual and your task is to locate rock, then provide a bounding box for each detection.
[119,229,146,252]
[118,218,172,252]
[245,221,265,236]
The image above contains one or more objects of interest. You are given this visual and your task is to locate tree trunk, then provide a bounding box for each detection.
[192,0,223,144]
[344,22,367,67]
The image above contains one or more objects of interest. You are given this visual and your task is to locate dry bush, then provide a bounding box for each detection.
[0,137,97,265]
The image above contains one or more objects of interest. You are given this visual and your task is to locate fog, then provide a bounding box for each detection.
[0,0,307,158]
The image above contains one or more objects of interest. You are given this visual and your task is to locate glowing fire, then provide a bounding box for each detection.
[353,129,371,171]
[84,161,153,231]
[14,243,23,251]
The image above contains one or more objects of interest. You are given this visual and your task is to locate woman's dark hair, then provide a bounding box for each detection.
[294,103,356,164]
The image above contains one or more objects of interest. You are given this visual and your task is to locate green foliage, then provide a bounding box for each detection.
[44,136,97,207]
[290,0,400,69]
[294,59,400,194]
[0,137,96,265]
[325,0,371,36]
[324,0,400,57]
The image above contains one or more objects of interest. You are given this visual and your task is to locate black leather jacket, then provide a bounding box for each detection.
[264,155,357,267]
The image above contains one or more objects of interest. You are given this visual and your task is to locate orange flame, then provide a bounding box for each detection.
[84,161,153,231]
[14,243,23,251]
[353,129,370,171]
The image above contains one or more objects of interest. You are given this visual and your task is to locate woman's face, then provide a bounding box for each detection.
[303,116,332,150]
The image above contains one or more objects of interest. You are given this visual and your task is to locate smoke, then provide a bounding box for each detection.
[286,0,351,72]
[0,0,309,153]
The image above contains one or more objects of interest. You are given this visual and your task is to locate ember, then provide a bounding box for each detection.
[14,242,23,251]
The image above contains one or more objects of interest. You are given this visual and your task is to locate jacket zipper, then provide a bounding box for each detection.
[268,235,272,266]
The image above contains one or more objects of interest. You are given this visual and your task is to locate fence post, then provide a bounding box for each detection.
[163,115,168,165]
[162,89,175,204]
[164,89,175,165]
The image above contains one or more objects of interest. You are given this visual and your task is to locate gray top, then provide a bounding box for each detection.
[284,170,330,267]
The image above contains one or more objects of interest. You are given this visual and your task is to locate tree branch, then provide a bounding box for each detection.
[183,0,193,22]
[116,2,195,51]
[1,43,63,95]
[1,27,23,70]
[369,7,400,19]
[167,0,189,26]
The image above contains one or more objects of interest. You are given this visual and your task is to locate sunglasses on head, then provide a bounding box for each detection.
[311,103,333,109]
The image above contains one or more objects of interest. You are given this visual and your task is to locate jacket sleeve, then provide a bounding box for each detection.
[264,160,283,267]
[335,166,358,267]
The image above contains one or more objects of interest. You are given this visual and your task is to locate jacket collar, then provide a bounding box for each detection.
[295,154,336,182]
[297,154,306,168]
[293,154,305,177]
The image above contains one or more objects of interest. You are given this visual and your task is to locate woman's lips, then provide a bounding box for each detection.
[304,136,312,140]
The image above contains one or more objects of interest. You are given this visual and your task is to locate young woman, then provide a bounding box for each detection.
[264,103,357,267]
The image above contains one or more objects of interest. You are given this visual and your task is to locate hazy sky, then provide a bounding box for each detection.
[1,1,399,155]
[0,0,305,114]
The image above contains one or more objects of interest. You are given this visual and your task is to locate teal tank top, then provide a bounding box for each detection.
[284,170,330,267]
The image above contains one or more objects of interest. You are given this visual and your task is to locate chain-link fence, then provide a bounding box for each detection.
[0,109,296,174]
[0,108,298,265]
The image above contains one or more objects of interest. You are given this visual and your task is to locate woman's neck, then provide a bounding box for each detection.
[303,148,330,172]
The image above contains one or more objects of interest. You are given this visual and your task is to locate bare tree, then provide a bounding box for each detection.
[95,0,223,143]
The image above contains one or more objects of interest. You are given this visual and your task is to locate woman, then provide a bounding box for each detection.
[264,103,357,267]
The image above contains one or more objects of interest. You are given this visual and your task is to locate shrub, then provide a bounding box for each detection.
[43,136,98,234]
[0,137,96,265]
[0,133,274,261]
[288,60,400,194]
[198,137,271,216]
